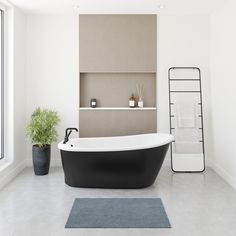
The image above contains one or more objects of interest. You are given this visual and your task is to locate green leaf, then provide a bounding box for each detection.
[26,107,60,147]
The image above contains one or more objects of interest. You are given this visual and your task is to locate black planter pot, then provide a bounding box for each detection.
[32,145,51,175]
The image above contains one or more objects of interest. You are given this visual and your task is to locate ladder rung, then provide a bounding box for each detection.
[169,79,200,81]
[172,141,204,143]
[170,91,201,93]
[170,102,202,105]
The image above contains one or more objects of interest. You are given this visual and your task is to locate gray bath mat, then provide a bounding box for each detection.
[65,198,171,228]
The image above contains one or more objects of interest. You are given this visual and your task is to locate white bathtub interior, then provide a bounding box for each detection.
[58,133,174,152]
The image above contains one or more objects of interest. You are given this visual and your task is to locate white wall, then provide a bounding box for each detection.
[0,7,27,189]
[25,14,79,165]
[25,14,212,166]
[210,0,236,188]
[157,15,212,164]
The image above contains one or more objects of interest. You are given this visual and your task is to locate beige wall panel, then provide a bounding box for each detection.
[79,110,157,137]
[79,14,157,72]
[80,73,156,107]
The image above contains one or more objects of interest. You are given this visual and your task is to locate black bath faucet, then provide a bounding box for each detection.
[63,128,78,144]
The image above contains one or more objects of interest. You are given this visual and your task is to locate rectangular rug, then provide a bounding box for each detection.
[65,198,171,228]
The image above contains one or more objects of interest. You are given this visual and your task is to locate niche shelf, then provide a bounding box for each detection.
[79,72,157,137]
[79,107,157,111]
[80,72,156,108]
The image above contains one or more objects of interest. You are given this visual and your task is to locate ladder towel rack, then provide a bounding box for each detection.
[168,67,205,173]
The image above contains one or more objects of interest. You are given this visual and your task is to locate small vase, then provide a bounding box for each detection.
[129,94,136,108]
[90,98,97,108]
[138,99,143,108]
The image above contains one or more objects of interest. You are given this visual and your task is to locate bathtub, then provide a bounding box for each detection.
[58,133,174,189]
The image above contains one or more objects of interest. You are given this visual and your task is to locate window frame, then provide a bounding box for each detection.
[0,7,4,159]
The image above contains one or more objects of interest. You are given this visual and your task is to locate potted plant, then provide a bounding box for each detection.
[26,107,60,175]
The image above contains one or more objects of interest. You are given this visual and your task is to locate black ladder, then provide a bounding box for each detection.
[168,67,205,173]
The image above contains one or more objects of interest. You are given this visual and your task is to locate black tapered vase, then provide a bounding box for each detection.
[32,145,51,175]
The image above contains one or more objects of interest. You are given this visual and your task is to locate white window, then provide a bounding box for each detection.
[0,7,4,159]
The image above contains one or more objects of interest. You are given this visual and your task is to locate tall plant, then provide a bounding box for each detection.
[26,108,60,147]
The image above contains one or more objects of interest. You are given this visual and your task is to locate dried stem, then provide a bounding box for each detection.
[136,84,144,100]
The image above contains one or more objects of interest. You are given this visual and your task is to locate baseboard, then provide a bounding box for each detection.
[0,160,26,190]
[206,158,213,168]
[211,161,236,190]
[26,158,62,167]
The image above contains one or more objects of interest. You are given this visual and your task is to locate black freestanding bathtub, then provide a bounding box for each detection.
[58,133,174,189]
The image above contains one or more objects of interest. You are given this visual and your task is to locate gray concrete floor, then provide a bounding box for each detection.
[0,166,236,236]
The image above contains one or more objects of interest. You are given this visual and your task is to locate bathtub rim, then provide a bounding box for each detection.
[58,133,174,153]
